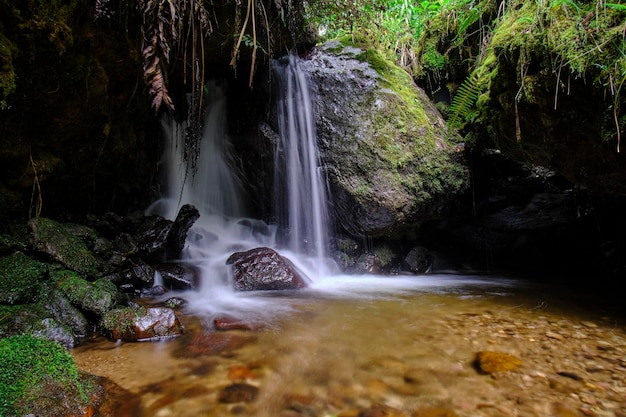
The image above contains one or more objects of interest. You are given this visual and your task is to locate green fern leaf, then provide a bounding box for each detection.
[448,72,482,131]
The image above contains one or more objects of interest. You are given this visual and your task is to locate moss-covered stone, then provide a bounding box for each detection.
[28,217,102,277]
[0,251,47,304]
[302,39,469,237]
[101,306,183,341]
[0,334,96,417]
[51,269,120,316]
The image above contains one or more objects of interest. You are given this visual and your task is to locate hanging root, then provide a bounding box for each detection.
[28,151,43,219]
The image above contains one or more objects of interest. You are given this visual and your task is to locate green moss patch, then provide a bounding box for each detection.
[0,334,91,416]
[51,270,119,316]
[28,217,102,277]
[0,252,47,305]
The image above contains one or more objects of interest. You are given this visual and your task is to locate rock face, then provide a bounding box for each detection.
[226,247,309,291]
[28,217,102,277]
[298,39,469,237]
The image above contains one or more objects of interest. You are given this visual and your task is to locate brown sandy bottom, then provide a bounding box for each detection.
[72,280,626,417]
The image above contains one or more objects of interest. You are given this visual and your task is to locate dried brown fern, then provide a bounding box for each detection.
[139,0,177,113]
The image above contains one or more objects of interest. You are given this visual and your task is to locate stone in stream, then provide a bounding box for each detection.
[218,383,259,403]
[474,351,522,374]
[226,247,309,291]
[100,306,183,341]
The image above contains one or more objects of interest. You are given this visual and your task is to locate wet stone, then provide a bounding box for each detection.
[218,383,259,403]
[214,316,264,331]
[227,247,309,291]
[177,332,257,357]
[101,307,183,341]
[474,351,522,374]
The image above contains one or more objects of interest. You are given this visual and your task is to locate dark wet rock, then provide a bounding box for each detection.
[0,251,47,304]
[112,232,138,256]
[162,296,187,309]
[419,148,615,276]
[0,303,80,348]
[140,285,167,297]
[214,316,263,331]
[176,332,257,357]
[226,247,309,291]
[92,236,114,259]
[331,236,362,270]
[135,215,173,262]
[101,306,183,341]
[52,270,124,316]
[300,40,468,237]
[166,204,200,260]
[27,217,102,277]
[31,317,76,349]
[154,263,197,290]
[218,383,259,403]
[118,263,155,289]
[43,289,90,340]
[108,251,130,269]
[477,192,575,231]
[403,246,433,274]
[354,253,378,274]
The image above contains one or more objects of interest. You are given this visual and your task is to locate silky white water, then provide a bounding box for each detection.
[144,58,341,320]
[273,55,331,263]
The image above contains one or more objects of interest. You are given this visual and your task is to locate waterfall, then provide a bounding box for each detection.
[147,80,246,220]
[273,55,331,262]
[146,58,337,318]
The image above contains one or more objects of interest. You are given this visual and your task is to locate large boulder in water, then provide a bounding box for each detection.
[226,247,309,291]
[300,39,469,237]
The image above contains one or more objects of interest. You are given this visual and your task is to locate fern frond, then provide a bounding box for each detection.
[447,72,482,131]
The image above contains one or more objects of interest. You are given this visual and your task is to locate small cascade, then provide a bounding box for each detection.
[147,80,246,220]
[146,60,338,319]
[153,270,164,288]
[273,55,332,264]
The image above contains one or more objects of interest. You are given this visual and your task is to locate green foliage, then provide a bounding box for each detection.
[0,334,88,416]
[0,32,17,110]
[0,252,47,305]
[447,71,484,130]
[0,0,79,109]
[307,0,446,70]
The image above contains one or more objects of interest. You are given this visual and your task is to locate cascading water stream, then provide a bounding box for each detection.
[273,55,331,265]
[145,58,339,319]
[147,80,246,220]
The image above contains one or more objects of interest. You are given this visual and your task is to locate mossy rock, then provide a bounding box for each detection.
[51,270,122,316]
[28,217,102,277]
[101,306,183,341]
[0,251,47,304]
[0,334,98,417]
[0,303,78,348]
[302,40,469,237]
